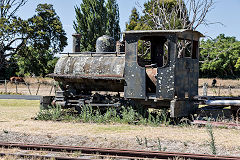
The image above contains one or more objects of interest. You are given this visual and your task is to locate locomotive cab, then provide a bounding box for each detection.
[123,30,203,117]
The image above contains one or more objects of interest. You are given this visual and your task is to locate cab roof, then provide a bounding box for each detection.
[123,29,204,41]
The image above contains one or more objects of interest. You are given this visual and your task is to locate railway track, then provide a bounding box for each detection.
[0,142,239,160]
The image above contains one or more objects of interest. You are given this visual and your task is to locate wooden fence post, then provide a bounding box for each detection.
[36,82,41,95]
[203,82,208,96]
[26,82,32,95]
[4,79,7,93]
[218,84,221,96]
[228,85,232,96]
[15,80,18,94]
[49,84,54,96]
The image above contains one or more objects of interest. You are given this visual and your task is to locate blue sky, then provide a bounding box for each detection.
[17,0,240,52]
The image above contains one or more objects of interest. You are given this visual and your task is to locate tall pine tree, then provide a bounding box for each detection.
[125,7,150,31]
[125,7,140,31]
[74,0,120,52]
[73,0,106,52]
[106,0,120,41]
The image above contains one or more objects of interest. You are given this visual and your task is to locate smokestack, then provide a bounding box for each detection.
[72,34,81,52]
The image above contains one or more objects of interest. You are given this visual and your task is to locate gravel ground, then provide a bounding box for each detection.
[0,123,240,157]
[0,99,240,157]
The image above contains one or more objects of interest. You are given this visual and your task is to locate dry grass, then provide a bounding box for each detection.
[0,99,240,151]
[199,78,240,87]
[199,78,240,96]
[23,77,54,84]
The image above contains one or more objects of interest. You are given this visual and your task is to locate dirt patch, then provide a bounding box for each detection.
[0,100,240,157]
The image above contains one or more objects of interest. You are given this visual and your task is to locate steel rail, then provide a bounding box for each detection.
[0,142,239,160]
[192,120,240,129]
[0,152,90,160]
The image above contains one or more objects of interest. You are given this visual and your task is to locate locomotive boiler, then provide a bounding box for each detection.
[46,30,203,117]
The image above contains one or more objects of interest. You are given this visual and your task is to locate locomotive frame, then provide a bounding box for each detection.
[43,29,204,118]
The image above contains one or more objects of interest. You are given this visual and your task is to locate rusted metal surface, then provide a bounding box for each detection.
[124,35,146,99]
[0,152,88,160]
[52,55,125,92]
[72,34,81,52]
[54,55,124,77]
[123,29,204,41]
[96,35,115,52]
[123,30,202,117]
[192,120,240,129]
[0,142,239,160]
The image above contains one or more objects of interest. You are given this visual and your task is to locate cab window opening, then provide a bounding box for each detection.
[137,36,169,67]
[177,38,198,59]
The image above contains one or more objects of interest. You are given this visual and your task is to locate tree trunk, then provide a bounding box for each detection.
[0,51,7,79]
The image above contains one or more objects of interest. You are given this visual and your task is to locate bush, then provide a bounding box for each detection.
[35,105,171,126]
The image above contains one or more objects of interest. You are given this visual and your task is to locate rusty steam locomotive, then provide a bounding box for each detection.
[44,30,204,118]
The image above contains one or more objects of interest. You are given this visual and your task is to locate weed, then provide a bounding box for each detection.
[35,105,63,121]
[136,136,143,145]
[144,137,148,147]
[183,142,188,147]
[72,151,82,157]
[35,105,172,126]
[163,147,167,151]
[120,106,136,124]
[3,129,8,134]
[157,137,162,151]
[206,122,217,155]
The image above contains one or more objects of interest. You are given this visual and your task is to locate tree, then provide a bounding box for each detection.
[126,7,140,31]
[140,0,213,30]
[200,34,240,78]
[0,0,29,78]
[28,4,67,54]
[13,47,58,76]
[126,0,214,58]
[1,2,67,78]
[106,0,120,40]
[12,4,67,76]
[73,0,121,52]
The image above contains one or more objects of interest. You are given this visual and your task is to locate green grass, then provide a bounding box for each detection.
[0,99,39,107]
[35,105,171,126]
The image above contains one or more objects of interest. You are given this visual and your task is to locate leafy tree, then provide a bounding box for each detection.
[74,0,120,52]
[13,3,67,76]
[106,0,120,40]
[13,47,58,76]
[0,0,29,78]
[200,34,240,78]
[1,2,67,77]
[28,4,67,54]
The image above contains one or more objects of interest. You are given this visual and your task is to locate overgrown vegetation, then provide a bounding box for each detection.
[135,136,167,151]
[206,122,217,155]
[36,105,171,126]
